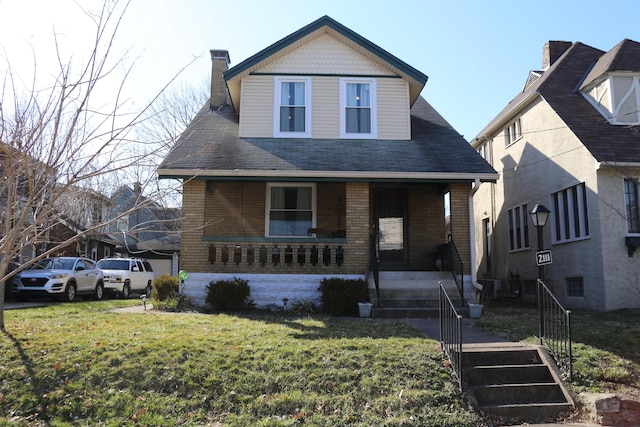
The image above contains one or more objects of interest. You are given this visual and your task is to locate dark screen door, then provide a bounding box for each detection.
[374,189,407,267]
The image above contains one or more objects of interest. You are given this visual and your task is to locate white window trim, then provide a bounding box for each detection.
[504,117,522,147]
[551,183,590,244]
[623,177,640,235]
[273,76,312,138]
[507,203,529,252]
[265,182,316,238]
[339,78,377,139]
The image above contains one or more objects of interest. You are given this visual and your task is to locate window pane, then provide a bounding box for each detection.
[625,179,640,233]
[279,82,305,133]
[279,106,305,132]
[269,211,312,236]
[345,108,371,133]
[346,83,370,107]
[281,82,304,106]
[269,186,313,236]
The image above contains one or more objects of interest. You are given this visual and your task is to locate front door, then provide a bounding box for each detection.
[374,188,408,269]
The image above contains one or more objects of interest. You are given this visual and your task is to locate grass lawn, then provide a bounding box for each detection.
[0,300,482,426]
[475,306,640,397]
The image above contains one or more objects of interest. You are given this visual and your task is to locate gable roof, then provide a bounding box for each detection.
[473,40,640,164]
[223,15,428,108]
[157,95,497,182]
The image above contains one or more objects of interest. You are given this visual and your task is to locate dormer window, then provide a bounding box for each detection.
[340,78,377,139]
[274,77,311,138]
[582,74,640,125]
[504,118,522,146]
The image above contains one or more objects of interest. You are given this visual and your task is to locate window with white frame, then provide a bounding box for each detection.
[507,204,529,251]
[340,78,377,138]
[551,183,590,243]
[274,77,311,138]
[504,118,522,146]
[266,183,315,237]
[624,178,640,233]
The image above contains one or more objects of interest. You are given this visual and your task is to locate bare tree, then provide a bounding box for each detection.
[0,0,181,328]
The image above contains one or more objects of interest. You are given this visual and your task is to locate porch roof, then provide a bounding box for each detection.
[158,96,498,183]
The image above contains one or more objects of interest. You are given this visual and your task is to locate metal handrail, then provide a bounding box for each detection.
[439,281,463,387]
[448,235,464,304]
[369,234,380,306]
[538,279,572,381]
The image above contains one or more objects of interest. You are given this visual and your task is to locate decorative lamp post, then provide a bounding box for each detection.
[530,203,550,281]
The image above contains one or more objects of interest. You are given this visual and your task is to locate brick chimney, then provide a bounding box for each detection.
[210,49,230,110]
[542,41,572,70]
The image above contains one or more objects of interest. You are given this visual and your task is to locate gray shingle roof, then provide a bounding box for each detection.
[473,40,640,163]
[158,96,497,182]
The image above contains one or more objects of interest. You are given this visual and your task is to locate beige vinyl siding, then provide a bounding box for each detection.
[377,79,411,140]
[239,75,273,138]
[312,76,339,139]
[258,33,394,76]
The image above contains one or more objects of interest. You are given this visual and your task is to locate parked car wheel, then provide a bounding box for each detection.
[64,282,77,302]
[121,282,131,299]
[145,281,153,298]
[95,281,104,300]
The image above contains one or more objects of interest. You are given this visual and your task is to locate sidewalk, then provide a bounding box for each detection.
[403,317,510,343]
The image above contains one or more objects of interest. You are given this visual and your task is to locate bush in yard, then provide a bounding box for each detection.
[151,274,180,301]
[151,274,191,312]
[318,277,369,316]
[206,277,252,312]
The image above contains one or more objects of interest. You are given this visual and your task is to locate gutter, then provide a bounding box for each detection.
[469,179,483,300]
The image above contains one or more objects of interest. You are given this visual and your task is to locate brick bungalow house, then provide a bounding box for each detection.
[158,16,497,312]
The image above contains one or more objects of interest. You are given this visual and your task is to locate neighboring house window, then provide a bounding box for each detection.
[478,142,489,161]
[624,178,640,233]
[551,183,589,243]
[104,246,111,258]
[507,204,529,251]
[504,118,522,146]
[566,277,584,297]
[274,77,311,138]
[340,78,377,138]
[266,183,315,237]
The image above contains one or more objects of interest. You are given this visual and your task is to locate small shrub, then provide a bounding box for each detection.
[151,274,180,301]
[318,277,369,316]
[289,298,318,316]
[206,277,252,312]
[153,294,191,312]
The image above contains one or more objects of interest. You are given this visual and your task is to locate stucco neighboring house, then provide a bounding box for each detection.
[158,16,497,310]
[472,39,640,311]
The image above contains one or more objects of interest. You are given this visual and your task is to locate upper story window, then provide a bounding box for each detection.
[582,74,640,125]
[504,118,522,146]
[624,178,640,234]
[266,183,316,237]
[507,203,529,251]
[274,77,311,138]
[551,182,589,243]
[340,78,377,139]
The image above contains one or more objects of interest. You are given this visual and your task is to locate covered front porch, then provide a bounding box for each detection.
[179,179,474,310]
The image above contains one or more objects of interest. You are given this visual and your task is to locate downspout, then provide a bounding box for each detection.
[469,179,483,303]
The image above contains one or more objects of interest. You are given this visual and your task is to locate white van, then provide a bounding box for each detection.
[97,258,154,298]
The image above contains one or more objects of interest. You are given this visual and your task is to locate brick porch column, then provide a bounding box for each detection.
[345,182,370,273]
[180,179,208,271]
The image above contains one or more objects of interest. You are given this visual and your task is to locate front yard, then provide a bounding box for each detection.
[1,301,480,426]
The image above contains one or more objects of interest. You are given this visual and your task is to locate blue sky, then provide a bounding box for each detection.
[1,0,639,140]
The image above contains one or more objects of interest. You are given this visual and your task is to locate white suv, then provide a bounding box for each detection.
[13,257,104,302]
[97,258,155,298]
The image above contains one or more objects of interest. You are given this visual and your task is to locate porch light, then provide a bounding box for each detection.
[530,203,550,228]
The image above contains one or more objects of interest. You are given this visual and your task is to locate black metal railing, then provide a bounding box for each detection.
[369,234,380,306]
[448,235,464,304]
[538,279,573,381]
[439,281,463,387]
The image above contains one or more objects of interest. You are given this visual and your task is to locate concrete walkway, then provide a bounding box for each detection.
[403,317,510,343]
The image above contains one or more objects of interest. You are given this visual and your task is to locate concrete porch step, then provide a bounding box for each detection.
[461,343,574,422]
